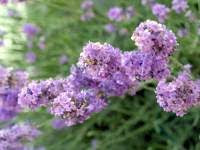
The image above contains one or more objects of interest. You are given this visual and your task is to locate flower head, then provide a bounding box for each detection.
[77,42,122,81]
[104,24,116,33]
[51,118,66,129]
[132,20,177,58]
[156,69,200,116]
[0,66,29,121]
[0,0,8,5]
[122,51,170,81]
[23,23,39,39]
[172,0,188,14]
[18,79,68,109]
[0,123,41,150]
[25,51,37,64]
[107,7,124,22]
[152,3,170,23]
[50,89,107,126]
[59,55,68,65]
[81,0,93,11]
[81,11,95,21]
[125,6,135,20]
[177,28,188,38]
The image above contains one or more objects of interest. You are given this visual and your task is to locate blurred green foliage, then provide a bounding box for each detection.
[1,0,200,149]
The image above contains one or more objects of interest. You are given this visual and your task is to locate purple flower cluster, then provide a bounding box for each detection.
[23,23,46,63]
[18,20,180,125]
[107,6,135,22]
[77,42,139,96]
[104,24,116,33]
[19,42,139,126]
[59,55,68,65]
[152,3,170,23]
[23,23,40,39]
[19,75,108,126]
[177,28,188,38]
[0,0,26,5]
[52,118,66,129]
[18,79,68,109]
[26,51,37,64]
[105,6,134,34]
[0,0,8,4]
[122,51,170,81]
[81,0,95,21]
[78,42,121,81]
[81,0,93,10]
[50,89,107,126]
[172,0,188,14]
[107,7,123,22]
[129,20,177,81]
[0,66,29,121]
[132,20,177,58]
[0,123,41,150]
[124,6,135,20]
[156,67,200,116]
[0,40,4,47]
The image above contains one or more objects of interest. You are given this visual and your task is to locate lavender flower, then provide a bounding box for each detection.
[0,40,4,47]
[122,51,153,80]
[156,69,200,116]
[132,20,177,58]
[151,58,170,80]
[59,55,68,65]
[104,24,116,33]
[122,51,170,81]
[18,79,68,110]
[77,42,139,96]
[68,65,99,91]
[177,28,188,38]
[0,0,8,5]
[152,3,170,23]
[26,51,37,64]
[107,7,124,22]
[172,0,188,14]
[81,0,93,11]
[81,11,95,21]
[23,23,39,39]
[77,42,122,81]
[125,6,135,20]
[52,118,66,129]
[80,0,95,22]
[0,66,29,121]
[98,70,139,96]
[50,89,107,126]
[0,123,41,150]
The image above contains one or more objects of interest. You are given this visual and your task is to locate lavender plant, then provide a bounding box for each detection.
[0,123,41,150]
[0,66,29,121]
[1,0,200,149]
